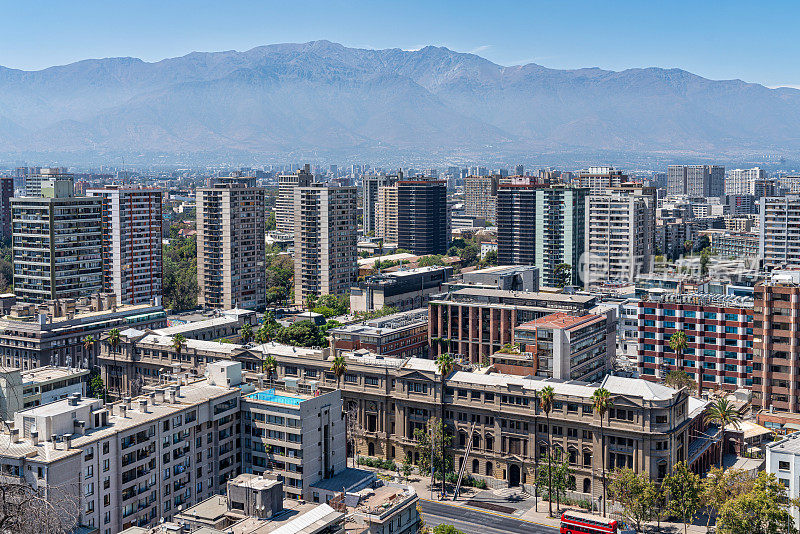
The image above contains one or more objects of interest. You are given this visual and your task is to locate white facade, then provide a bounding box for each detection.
[767,434,800,529]
[726,167,765,196]
[759,195,800,269]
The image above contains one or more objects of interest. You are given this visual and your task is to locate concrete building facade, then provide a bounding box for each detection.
[293,184,358,306]
[463,175,499,220]
[88,186,163,305]
[197,178,266,310]
[12,178,102,303]
[277,165,313,234]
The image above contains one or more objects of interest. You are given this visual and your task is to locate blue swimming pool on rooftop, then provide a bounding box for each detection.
[248,389,302,405]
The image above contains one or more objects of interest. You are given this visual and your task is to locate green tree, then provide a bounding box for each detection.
[702,467,754,531]
[331,354,347,388]
[413,418,452,480]
[608,468,660,532]
[262,354,277,387]
[539,385,555,517]
[82,335,95,366]
[239,322,254,343]
[706,398,743,469]
[536,451,573,513]
[479,249,498,268]
[554,263,572,288]
[162,235,198,311]
[663,462,703,534]
[717,472,799,534]
[265,211,276,231]
[591,387,614,517]
[436,353,454,497]
[418,255,447,267]
[172,333,187,359]
[275,320,325,347]
[107,328,122,398]
[665,370,696,391]
[669,330,689,375]
[402,455,414,480]
[87,368,105,399]
[431,525,465,534]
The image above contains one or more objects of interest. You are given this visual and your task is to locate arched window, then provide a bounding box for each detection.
[583,478,591,494]
[583,449,592,467]
[486,462,493,476]
[367,442,375,456]
[472,459,480,473]
[485,435,494,451]
[459,431,468,448]
[472,433,481,449]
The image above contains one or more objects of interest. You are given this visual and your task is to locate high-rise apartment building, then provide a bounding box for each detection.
[779,175,800,194]
[515,164,524,176]
[0,176,12,239]
[197,177,266,310]
[637,294,754,393]
[396,177,449,256]
[577,166,629,195]
[585,190,654,288]
[12,177,102,303]
[726,167,766,195]
[276,164,313,234]
[293,184,357,306]
[363,173,399,235]
[753,279,800,412]
[667,165,725,197]
[759,196,800,269]
[376,184,398,243]
[463,175,500,220]
[23,167,69,197]
[87,186,163,305]
[496,180,588,287]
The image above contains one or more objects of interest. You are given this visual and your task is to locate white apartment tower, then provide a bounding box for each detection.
[759,195,800,269]
[294,184,358,306]
[585,190,655,288]
[87,186,163,305]
[277,164,313,234]
[197,177,266,310]
[726,167,766,196]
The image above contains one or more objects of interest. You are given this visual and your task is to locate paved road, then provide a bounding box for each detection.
[419,499,557,534]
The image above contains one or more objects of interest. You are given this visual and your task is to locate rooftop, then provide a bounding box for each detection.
[229,503,343,534]
[433,287,596,305]
[21,366,89,384]
[358,253,418,267]
[329,309,428,336]
[769,433,800,455]
[639,292,754,307]
[138,333,243,354]
[309,467,375,493]
[516,312,604,331]
[246,388,307,406]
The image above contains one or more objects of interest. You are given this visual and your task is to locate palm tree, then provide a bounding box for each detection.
[539,385,555,517]
[436,353,454,498]
[108,328,122,399]
[240,322,254,343]
[172,333,186,359]
[331,354,347,388]
[262,354,277,389]
[668,330,691,390]
[706,398,742,470]
[591,388,614,517]
[82,335,95,368]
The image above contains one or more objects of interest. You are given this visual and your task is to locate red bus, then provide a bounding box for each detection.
[560,511,618,534]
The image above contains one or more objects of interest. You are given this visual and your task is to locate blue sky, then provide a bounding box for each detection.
[2,0,798,87]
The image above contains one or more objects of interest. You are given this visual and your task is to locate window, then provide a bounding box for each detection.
[85,482,94,496]
[364,376,379,387]
[779,461,790,471]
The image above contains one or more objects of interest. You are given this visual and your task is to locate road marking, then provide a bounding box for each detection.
[420,498,559,530]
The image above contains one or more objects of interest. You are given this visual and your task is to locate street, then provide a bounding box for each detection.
[419,499,558,534]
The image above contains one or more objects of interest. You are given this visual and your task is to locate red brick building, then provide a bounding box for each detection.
[637,294,753,393]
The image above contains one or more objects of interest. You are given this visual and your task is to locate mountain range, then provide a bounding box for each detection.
[1,40,799,162]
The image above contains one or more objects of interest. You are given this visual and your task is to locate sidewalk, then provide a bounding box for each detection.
[390,470,710,534]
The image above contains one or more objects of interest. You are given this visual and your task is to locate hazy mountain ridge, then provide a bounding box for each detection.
[1,40,799,158]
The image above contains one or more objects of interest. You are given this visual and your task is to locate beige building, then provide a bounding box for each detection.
[585,191,654,288]
[277,165,313,234]
[197,177,266,310]
[0,362,242,533]
[463,175,499,220]
[294,184,357,306]
[376,184,398,243]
